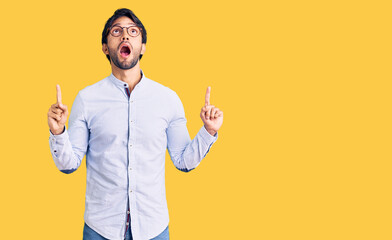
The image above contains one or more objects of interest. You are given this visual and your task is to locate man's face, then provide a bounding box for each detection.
[102,16,146,70]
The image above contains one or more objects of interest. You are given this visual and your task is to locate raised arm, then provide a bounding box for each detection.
[167,87,223,172]
[48,85,89,174]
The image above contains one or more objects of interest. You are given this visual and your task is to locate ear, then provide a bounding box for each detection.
[102,43,109,55]
[141,43,146,55]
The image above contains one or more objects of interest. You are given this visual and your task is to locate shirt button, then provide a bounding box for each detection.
[129,167,132,171]
[130,144,132,147]
[130,190,132,193]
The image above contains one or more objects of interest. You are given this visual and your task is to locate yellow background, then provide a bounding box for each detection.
[0,0,391,239]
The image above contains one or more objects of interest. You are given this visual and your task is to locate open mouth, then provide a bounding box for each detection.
[120,45,131,58]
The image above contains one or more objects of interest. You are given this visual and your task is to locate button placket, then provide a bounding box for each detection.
[128,94,135,213]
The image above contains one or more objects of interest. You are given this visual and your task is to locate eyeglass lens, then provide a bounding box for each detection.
[110,26,140,37]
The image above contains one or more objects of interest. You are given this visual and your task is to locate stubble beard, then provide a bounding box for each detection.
[109,46,141,70]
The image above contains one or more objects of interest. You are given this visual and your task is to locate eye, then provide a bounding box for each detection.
[111,27,121,35]
[130,28,139,35]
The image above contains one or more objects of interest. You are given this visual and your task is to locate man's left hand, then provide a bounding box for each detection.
[200,86,223,136]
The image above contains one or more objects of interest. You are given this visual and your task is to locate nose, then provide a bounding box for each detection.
[121,29,130,41]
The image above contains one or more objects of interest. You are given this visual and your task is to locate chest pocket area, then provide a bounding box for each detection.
[135,111,168,152]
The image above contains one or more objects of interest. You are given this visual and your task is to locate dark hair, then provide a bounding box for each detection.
[101,8,147,62]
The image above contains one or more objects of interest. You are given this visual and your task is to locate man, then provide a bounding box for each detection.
[47,8,223,240]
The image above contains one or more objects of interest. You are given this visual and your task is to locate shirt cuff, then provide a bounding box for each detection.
[199,125,218,145]
[49,127,69,145]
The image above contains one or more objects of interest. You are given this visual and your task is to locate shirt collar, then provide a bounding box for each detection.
[109,69,146,89]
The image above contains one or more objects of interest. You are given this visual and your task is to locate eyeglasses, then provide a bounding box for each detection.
[108,25,142,37]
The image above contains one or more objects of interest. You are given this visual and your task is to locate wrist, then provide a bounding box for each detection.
[205,126,217,136]
[51,126,65,135]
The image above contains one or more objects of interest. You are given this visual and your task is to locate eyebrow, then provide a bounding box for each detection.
[111,23,137,28]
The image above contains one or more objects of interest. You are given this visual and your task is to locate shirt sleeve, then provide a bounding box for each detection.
[48,93,89,174]
[166,92,218,172]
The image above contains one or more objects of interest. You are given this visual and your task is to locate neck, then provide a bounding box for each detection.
[111,61,142,91]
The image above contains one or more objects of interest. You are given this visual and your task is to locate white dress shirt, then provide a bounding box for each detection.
[49,71,218,240]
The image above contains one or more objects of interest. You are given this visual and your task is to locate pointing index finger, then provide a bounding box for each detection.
[205,86,211,106]
[56,84,62,104]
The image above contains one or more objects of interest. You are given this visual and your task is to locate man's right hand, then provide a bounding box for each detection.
[47,85,69,135]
